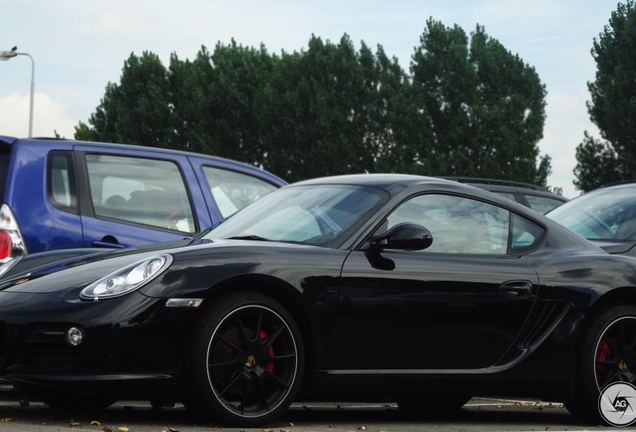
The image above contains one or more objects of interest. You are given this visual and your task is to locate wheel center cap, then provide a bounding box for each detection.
[619,360,629,372]
[245,355,256,368]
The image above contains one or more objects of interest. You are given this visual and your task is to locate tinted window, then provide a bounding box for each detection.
[202,167,278,218]
[510,213,544,253]
[547,187,636,241]
[86,154,195,233]
[47,151,77,213]
[525,194,564,214]
[387,194,510,254]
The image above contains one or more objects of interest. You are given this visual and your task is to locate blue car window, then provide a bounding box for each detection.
[202,166,279,219]
[47,151,77,213]
[86,154,195,233]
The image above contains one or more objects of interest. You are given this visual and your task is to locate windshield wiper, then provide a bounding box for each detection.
[227,235,270,242]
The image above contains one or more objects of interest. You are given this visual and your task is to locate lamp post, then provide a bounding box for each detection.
[1,47,35,138]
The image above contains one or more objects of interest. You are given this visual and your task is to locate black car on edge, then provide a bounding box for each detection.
[0,174,634,427]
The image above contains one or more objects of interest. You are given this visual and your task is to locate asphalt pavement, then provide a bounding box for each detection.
[0,389,612,432]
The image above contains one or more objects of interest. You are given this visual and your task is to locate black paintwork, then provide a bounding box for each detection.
[0,174,635,407]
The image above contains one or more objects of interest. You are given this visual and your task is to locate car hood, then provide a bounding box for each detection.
[0,238,324,295]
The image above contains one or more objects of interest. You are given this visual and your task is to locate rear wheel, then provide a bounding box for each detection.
[183,292,304,427]
[567,304,636,424]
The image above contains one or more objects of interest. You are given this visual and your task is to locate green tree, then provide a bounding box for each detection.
[259,35,405,181]
[574,0,636,191]
[75,25,553,187]
[405,19,550,185]
[75,52,174,148]
[573,132,623,191]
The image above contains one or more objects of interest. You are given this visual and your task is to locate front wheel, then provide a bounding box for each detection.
[567,304,636,424]
[183,292,304,428]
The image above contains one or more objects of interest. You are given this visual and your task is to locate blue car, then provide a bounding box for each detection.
[0,136,285,263]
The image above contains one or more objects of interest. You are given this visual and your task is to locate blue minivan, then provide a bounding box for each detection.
[0,136,286,262]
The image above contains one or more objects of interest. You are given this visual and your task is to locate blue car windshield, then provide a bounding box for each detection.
[205,184,387,246]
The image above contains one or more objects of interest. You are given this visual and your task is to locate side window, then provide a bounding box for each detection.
[85,154,195,233]
[202,167,278,219]
[492,191,517,203]
[387,194,510,254]
[525,194,565,214]
[47,151,77,213]
[510,213,545,253]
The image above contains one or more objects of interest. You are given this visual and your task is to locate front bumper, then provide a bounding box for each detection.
[0,289,200,397]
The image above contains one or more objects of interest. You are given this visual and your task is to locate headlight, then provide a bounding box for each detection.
[80,254,172,300]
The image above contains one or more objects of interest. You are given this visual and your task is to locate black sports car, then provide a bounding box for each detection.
[0,174,635,427]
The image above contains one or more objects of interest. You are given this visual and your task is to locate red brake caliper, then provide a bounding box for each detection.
[259,330,275,373]
[597,339,611,373]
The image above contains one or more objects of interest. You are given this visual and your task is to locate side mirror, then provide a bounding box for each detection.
[371,223,433,251]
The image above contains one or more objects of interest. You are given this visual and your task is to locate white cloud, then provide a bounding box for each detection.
[0,93,76,139]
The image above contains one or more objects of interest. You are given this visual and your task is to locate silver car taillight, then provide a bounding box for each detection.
[0,204,27,263]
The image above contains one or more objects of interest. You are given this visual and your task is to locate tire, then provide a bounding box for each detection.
[567,304,636,424]
[183,292,304,428]
[397,395,471,415]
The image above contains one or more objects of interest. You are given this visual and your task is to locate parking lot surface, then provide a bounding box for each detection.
[0,391,609,432]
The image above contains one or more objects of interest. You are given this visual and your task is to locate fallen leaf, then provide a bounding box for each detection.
[359,427,368,430]
[1,418,13,422]
[118,427,130,432]
[70,421,81,426]
[91,420,102,425]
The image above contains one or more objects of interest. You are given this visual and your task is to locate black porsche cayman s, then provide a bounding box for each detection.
[0,174,634,427]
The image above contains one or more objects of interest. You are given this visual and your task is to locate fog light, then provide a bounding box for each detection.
[66,327,83,346]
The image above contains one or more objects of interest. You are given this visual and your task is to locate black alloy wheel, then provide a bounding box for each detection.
[594,315,636,389]
[184,292,304,428]
[567,304,636,424]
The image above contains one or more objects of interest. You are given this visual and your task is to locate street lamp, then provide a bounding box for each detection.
[1,47,35,138]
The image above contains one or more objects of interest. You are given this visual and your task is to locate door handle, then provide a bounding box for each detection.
[499,280,533,298]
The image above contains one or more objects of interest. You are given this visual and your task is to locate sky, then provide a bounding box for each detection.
[0,0,620,199]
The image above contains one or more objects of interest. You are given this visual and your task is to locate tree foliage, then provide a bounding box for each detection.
[405,20,549,184]
[75,21,552,186]
[574,0,636,191]
[573,132,623,191]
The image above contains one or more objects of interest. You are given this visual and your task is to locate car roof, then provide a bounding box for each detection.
[293,173,459,190]
[442,176,566,199]
[291,173,525,204]
[0,135,286,184]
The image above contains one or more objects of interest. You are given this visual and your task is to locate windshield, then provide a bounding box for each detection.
[547,186,636,241]
[205,184,387,247]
